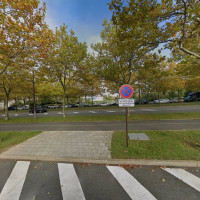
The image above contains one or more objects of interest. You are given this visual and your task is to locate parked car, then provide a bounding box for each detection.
[184,92,200,102]
[100,102,109,106]
[154,99,169,104]
[29,106,47,113]
[8,106,17,110]
[109,103,118,106]
[135,99,149,105]
[169,97,184,103]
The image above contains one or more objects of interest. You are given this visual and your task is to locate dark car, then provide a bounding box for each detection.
[8,106,17,110]
[29,106,47,113]
[184,92,200,102]
[135,99,149,105]
[109,103,119,106]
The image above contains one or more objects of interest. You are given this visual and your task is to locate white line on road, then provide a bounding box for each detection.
[141,109,156,112]
[58,163,86,200]
[44,113,48,115]
[107,166,157,200]
[73,112,79,114]
[1,115,5,117]
[14,114,19,116]
[163,168,200,192]
[89,111,97,113]
[58,112,63,115]
[28,114,33,116]
[107,111,116,113]
[0,161,30,200]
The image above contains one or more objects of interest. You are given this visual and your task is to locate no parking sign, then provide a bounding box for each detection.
[119,84,134,147]
[119,84,133,99]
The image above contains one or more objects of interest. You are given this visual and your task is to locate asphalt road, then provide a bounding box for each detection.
[0,119,200,131]
[0,160,200,200]
[1,104,200,119]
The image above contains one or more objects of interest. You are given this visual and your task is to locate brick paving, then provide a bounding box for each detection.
[0,131,113,159]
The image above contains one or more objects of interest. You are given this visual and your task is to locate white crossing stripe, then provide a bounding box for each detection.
[163,168,200,192]
[58,163,86,200]
[0,161,30,200]
[107,166,157,200]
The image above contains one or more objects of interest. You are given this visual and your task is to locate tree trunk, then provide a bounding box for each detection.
[3,99,5,113]
[15,97,18,112]
[32,69,36,120]
[5,96,9,120]
[92,95,94,106]
[85,95,87,107]
[63,90,66,118]
[139,87,141,105]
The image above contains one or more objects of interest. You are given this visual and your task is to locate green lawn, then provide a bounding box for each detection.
[112,130,200,160]
[0,112,200,123]
[0,131,41,153]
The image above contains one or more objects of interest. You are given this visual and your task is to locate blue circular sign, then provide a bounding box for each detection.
[119,84,134,99]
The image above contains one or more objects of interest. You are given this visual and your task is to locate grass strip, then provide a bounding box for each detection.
[0,131,41,153]
[0,112,200,123]
[112,130,200,160]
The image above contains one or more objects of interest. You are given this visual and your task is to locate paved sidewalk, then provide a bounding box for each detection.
[0,131,112,160]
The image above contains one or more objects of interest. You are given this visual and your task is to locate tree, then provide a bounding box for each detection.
[0,0,53,75]
[77,56,103,104]
[92,17,159,93]
[109,0,200,60]
[44,24,87,117]
[0,65,21,120]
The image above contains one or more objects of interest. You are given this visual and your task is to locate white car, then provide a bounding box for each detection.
[154,99,169,104]
[100,102,109,106]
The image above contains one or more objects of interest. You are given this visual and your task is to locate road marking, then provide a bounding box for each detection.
[58,112,63,115]
[89,111,97,113]
[28,114,33,116]
[107,111,116,113]
[58,163,86,200]
[44,113,48,115]
[14,114,19,116]
[107,166,157,200]
[0,161,30,200]
[73,112,79,114]
[141,109,156,112]
[2,115,5,117]
[163,168,200,192]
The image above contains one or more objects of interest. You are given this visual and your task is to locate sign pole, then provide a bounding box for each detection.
[119,84,134,149]
[126,107,129,148]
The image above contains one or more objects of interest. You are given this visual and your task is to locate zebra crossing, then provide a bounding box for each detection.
[0,160,200,200]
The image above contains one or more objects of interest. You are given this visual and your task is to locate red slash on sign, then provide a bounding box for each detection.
[119,84,133,99]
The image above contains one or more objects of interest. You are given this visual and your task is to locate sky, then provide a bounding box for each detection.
[40,0,171,56]
[40,0,112,53]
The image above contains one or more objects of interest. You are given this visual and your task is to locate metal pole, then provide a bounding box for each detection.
[126,107,128,147]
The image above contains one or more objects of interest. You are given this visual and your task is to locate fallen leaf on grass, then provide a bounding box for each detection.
[124,150,128,153]
[82,165,85,169]
[162,178,166,182]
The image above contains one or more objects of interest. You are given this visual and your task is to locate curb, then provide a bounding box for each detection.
[0,155,199,167]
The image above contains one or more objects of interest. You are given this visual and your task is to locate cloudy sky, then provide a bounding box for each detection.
[41,0,112,52]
